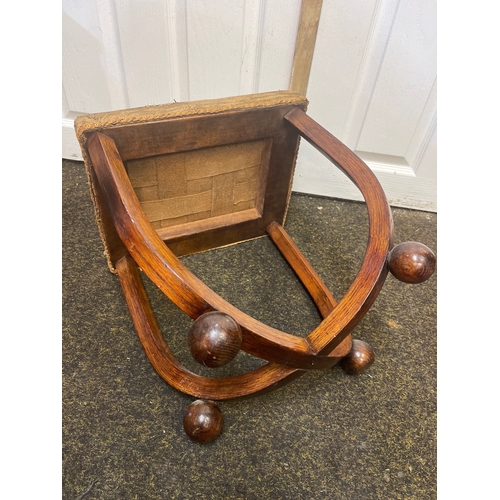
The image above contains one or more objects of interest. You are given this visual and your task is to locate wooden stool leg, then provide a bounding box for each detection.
[339,339,374,375]
[183,400,223,443]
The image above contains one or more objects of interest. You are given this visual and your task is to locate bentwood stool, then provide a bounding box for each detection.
[74,91,436,443]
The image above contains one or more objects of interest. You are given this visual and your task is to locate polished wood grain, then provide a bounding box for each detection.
[115,254,307,400]
[284,108,394,355]
[87,131,348,370]
[183,400,223,443]
[85,158,128,267]
[339,339,375,375]
[267,220,337,318]
[388,241,436,284]
[86,104,395,369]
[112,237,353,400]
[115,252,355,400]
[80,99,409,401]
[188,311,242,368]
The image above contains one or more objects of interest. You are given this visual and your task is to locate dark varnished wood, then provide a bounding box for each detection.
[267,222,352,356]
[388,241,436,284]
[88,127,392,369]
[91,105,301,162]
[115,254,308,399]
[115,253,353,399]
[85,159,128,266]
[183,400,223,443]
[86,131,348,370]
[188,311,242,368]
[77,97,425,404]
[82,104,305,259]
[267,221,337,318]
[85,108,394,369]
[266,220,353,359]
[339,339,375,375]
[284,108,394,355]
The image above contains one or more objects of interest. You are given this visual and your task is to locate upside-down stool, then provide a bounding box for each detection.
[74,91,436,443]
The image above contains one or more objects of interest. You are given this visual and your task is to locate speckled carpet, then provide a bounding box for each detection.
[62,159,437,500]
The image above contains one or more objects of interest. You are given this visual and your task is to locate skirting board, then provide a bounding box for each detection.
[63,118,82,161]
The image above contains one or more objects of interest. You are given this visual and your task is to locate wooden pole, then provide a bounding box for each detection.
[289,0,323,96]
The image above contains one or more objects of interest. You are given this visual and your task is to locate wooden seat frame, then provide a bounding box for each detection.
[75,91,395,402]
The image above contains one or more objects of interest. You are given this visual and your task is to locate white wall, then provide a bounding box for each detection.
[296,0,436,211]
[63,0,436,211]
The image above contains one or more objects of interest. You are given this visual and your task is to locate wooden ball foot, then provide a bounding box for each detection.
[339,339,375,375]
[183,400,223,443]
[388,241,436,284]
[188,311,242,368]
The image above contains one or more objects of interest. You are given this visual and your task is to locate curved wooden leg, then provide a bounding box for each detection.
[116,254,304,400]
[116,254,351,400]
[115,220,354,401]
[339,339,374,375]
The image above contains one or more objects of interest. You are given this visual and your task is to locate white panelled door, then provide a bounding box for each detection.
[62,0,436,212]
[295,0,437,211]
[62,0,301,158]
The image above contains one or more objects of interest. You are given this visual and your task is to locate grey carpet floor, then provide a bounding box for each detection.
[62,159,437,500]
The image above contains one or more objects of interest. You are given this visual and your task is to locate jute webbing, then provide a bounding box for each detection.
[74,91,308,272]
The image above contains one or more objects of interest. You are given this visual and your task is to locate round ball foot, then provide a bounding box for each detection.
[388,241,436,284]
[188,311,242,368]
[183,400,223,443]
[339,339,375,375]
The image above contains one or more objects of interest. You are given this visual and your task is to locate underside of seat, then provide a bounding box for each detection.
[75,91,309,263]
[74,90,436,442]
